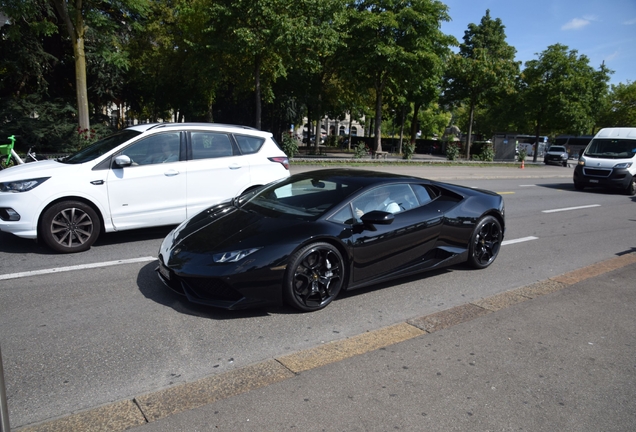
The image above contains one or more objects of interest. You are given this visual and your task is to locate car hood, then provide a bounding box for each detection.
[0,159,80,180]
[168,202,306,255]
[582,156,633,168]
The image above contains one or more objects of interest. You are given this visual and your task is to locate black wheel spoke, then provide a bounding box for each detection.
[289,244,344,310]
[470,217,502,268]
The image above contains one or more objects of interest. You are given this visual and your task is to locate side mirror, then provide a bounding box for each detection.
[114,154,133,167]
[360,210,394,226]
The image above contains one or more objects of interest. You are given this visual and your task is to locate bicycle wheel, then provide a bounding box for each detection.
[0,155,15,170]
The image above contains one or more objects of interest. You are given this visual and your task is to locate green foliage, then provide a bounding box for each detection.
[518,147,527,162]
[520,44,610,137]
[442,10,519,157]
[445,142,460,160]
[402,142,415,160]
[325,135,339,147]
[280,132,299,158]
[354,142,369,159]
[599,81,636,127]
[471,142,494,161]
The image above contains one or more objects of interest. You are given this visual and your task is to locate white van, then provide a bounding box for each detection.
[573,127,636,195]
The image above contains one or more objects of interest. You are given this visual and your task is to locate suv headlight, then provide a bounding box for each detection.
[614,162,632,169]
[0,177,50,193]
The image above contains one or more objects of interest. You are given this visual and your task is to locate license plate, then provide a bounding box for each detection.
[158,262,171,280]
[589,179,599,183]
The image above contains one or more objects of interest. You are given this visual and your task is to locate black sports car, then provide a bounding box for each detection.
[157,169,505,312]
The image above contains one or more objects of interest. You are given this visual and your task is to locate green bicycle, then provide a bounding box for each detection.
[0,135,19,169]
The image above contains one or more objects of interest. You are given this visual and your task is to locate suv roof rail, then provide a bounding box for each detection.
[143,122,259,131]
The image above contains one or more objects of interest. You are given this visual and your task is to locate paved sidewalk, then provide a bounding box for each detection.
[18,253,636,431]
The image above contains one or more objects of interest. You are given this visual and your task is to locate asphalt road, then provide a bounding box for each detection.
[1,162,635,430]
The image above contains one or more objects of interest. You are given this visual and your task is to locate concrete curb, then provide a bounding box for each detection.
[16,252,636,432]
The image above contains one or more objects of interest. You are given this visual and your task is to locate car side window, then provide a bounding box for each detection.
[191,132,234,159]
[330,204,355,224]
[120,132,181,165]
[235,134,265,154]
[411,184,433,206]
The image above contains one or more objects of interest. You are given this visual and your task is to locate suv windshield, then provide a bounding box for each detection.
[61,129,142,164]
[584,139,636,159]
[548,146,566,152]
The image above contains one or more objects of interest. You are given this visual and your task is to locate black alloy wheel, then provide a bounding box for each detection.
[40,201,101,253]
[284,242,344,312]
[468,215,502,269]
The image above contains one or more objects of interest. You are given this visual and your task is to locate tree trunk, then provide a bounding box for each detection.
[52,0,90,132]
[348,110,353,151]
[465,99,475,160]
[373,73,385,154]
[254,57,262,130]
[410,102,421,144]
[533,121,541,163]
[398,106,406,154]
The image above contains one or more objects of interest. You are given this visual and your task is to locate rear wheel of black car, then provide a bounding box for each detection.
[40,200,101,253]
[468,215,502,269]
[284,242,344,312]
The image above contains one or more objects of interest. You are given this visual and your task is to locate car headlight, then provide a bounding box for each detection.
[0,177,50,193]
[614,162,633,169]
[578,159,586,166]
[213,247,261,263]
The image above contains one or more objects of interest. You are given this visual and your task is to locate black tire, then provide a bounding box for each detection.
[562,161,568,167]
[40,201,101,253]
[467,215,502,269]
[574,181,585,191]
[0,155,15,170]
[625,177,636,196]
[284,242,344,312]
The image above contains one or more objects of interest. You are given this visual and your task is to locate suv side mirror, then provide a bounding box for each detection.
[114,155,133,167]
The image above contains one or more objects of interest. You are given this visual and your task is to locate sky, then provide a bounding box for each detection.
[441,0,636,86]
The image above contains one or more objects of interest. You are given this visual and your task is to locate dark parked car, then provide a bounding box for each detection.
[157,169,505,312]
[544,145,569,167]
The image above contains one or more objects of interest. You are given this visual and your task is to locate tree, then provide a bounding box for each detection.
[520,44,611,161]
[1,0,148,134]
[442,10,519,159]
[599,81,636,128]
[344,0,453,154]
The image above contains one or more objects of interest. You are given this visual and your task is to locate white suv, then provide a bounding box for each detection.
[0,123,290,253]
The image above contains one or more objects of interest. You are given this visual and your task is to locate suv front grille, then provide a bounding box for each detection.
[583,167,612,177]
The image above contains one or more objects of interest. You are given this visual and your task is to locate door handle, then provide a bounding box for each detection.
[229,164,242,170]
[164,170,180,176]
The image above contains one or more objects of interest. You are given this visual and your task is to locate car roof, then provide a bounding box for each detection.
[124,122,267,135]
[292,168,426,188]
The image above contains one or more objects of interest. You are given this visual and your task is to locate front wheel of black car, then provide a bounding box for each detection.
[284,242,344,312]
[40,201,101,253]
[468,216,502,269]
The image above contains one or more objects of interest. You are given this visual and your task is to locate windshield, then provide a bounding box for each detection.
[61,129,142,164]
[241,175,359,220]
[584,139,636,159]
[548,146,566,152]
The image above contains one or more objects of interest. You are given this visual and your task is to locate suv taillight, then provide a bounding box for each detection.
[268,157,289,170]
